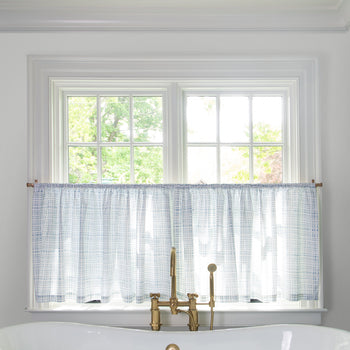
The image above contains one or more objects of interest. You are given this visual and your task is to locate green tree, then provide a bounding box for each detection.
[222,122,282,184]
[68,96,281,185]
[252,122,282,183]
[68,95,163,184]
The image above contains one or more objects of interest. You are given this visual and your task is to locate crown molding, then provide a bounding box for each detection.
[0,5,349,32]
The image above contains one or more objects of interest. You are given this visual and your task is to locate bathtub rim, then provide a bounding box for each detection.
[25,307,327,329]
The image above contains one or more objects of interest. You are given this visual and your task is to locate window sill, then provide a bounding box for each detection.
[26,307,327,328]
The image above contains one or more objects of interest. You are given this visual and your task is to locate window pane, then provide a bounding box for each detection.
[69,146,97,183]
[220,97,249,143]
[253,146,282,183]
[221,147,250,183]
[101,97,130,142]
[253,97,282,143]
[187,147,216,184]
[101,147,130,184]
[186,96,216,142]
[133,97,163,142]
[134,147,163,183]
[68,97,97,142]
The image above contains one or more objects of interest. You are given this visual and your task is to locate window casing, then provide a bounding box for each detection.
[28,56,322,326]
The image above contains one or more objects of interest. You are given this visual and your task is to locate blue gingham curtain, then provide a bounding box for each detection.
[32,184,320,304]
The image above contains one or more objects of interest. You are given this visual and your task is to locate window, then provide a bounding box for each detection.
[28,57,322,326]
[66,93,165,184]
[184,93,285,184]
[55,85,294,185]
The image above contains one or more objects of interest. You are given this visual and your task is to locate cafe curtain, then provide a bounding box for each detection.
[32,183,320,305]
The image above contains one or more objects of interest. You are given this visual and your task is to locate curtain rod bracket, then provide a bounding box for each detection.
[312,179,323,187]
[26,180,38,188]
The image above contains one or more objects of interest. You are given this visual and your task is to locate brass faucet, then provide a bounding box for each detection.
[150,247,217,331]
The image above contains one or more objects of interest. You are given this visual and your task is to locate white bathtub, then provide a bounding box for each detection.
[0,322,349,350]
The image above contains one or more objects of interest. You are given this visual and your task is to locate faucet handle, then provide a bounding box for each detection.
[187,293,198,299]
[207,263,217,330]
[150,293,160,299]
[207,264,217,303]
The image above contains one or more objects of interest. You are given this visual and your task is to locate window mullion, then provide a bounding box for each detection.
[216,94,221,183]
[167,83,181,183]
[97,94,102,183]
[249,95,254,183]
[282,92,290,182]
[182,91,188,184]
[63,93,69,183]
[130,94,135,183]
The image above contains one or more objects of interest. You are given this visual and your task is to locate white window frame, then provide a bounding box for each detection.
[27,56,324,327]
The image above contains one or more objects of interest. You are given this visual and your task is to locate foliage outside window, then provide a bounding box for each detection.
[185,94,283,184]
[65,89,286,185]
[67,95,164,184]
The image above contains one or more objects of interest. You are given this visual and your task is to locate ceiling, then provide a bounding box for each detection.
[0,0,349,31]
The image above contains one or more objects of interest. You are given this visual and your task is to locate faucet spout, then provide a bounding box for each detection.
[170,247,177,300]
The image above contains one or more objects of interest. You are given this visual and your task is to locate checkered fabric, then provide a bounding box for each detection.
[32,184,319,304]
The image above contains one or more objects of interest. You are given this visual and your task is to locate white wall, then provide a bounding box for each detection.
[0,30,349,330]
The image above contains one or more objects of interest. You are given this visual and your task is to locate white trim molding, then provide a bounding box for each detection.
[1,2,350,32]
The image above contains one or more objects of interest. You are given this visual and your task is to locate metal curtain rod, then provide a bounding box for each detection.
[26,180,323,188]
